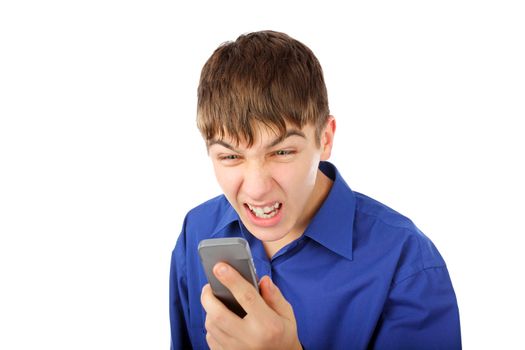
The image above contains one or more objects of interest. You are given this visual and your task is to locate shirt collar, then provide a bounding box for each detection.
[209,161,356,260]
[303,161,355,261]
[210,204,241,238]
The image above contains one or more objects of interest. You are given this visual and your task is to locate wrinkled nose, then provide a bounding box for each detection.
[242,162,273,201]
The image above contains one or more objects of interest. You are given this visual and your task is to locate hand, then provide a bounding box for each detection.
[201,262,302,350]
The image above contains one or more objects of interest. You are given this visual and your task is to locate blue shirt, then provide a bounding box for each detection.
[169,162,461,349]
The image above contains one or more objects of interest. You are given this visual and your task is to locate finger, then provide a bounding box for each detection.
[259,276,296,321]
[200,283,231,315]
[205,321,230,350]
[200,283,219,313]
[206,332,223,350]
[206,328,246,350]
[213,262,266,316]
[201,284,243,334]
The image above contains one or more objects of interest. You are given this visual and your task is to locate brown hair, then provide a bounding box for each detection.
[197,30,330,147]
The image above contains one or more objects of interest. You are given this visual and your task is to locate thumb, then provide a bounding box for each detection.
[260,276,295,320]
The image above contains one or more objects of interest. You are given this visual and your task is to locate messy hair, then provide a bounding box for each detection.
[197,30,330,147]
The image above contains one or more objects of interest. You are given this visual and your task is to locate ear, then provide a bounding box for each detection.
[320,116,336,161]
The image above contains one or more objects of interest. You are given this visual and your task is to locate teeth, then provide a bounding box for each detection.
[247,202,281,219]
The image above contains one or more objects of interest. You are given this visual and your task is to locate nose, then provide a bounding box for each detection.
[241,161,273,201]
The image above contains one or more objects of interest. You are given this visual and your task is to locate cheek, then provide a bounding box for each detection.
[273,161,318,197]
[296,152,322,184]
[212,165,244,204]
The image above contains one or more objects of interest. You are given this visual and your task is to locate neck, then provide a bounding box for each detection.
[263,169,333,258]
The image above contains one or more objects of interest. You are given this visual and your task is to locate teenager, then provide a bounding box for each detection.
[170,30,461,349]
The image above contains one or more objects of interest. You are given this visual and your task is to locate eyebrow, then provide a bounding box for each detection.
[207,129,306,152]
[268,129,306,148]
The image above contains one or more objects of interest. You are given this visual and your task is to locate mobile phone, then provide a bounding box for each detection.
[198,237,259,317]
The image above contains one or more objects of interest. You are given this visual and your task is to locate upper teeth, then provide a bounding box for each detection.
[248,202,280,216]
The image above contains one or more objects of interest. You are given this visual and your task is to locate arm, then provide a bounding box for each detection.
[169,225,192,349]
[370,266,462,350]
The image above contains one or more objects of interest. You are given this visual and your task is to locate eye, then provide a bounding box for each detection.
[217,154,243,165]
[220,154,240,160]
[274,150,295,156]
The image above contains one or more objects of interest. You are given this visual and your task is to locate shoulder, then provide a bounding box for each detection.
[177,195,237,247]
[353,192,446,283]
[184,194,232,232]
[178,194,237,245]
[354,192,416,230]
[172,194,235,265]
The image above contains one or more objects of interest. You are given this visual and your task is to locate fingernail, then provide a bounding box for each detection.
[216,264,228,277]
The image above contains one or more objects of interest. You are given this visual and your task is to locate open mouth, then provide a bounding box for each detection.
[245,202,282,219]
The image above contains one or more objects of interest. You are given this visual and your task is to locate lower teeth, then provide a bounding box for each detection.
[259,212,275,219]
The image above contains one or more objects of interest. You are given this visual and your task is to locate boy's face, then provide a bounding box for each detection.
[208,119,335,244]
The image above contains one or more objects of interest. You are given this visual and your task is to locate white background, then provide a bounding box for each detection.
[1,0,523,349]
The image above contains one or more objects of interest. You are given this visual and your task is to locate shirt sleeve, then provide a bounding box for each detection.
[370,266,462,350]
[169,220,192,349]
